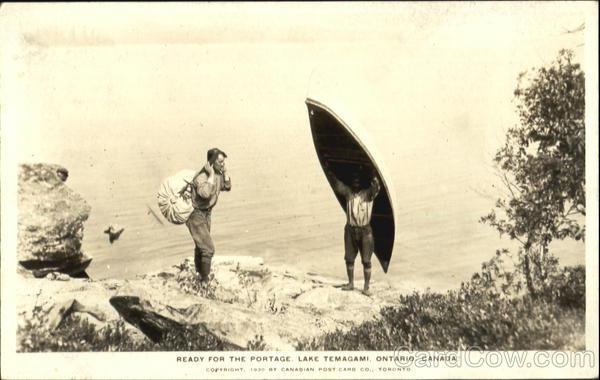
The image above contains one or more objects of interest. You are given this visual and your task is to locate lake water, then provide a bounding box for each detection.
[14,44,585,292]
[58,122,584,293]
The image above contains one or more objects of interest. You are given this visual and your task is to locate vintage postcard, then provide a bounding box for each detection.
[1,2,598,379]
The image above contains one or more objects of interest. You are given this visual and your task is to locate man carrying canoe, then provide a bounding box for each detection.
[325,163,380,296]
[184,148,231,284]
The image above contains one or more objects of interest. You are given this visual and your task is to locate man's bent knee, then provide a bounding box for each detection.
[362,261,372,269]
[199,249,214,261]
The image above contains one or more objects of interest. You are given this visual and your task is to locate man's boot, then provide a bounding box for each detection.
[199,258,212,284]
[194,247,202,274]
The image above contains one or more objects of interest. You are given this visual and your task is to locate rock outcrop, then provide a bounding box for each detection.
[17,163,92,278]
[17,256,408,350]
[109,296,243,350]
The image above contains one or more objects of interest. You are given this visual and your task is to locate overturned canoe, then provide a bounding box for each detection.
[305,98,396,273]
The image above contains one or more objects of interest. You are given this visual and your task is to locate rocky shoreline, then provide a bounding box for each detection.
[14,163,586,353]
[17,255,403,350]
[16,163,402,350]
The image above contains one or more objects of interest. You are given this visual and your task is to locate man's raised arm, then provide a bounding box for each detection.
[325,163,350,198]
[195,165,217,199]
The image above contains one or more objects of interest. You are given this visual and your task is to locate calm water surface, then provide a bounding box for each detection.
[59,125,584,292]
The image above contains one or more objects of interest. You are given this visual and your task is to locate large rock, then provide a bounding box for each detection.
[16,256,410,351]
[17,163,92,277]
[15,276,147,346]
[110,256,405,349]
[109,296,243,350]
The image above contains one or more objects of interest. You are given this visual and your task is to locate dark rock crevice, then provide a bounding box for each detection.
[109,296,242,350]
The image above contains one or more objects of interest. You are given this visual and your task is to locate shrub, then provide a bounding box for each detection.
[18,311,255,352]
[174,258,219,300]
[247,335,267,350]
[18,314,153,352]
[233,263,263,307]
[156,325,224,351]
[297,290,585,351]
[297,261,586,351]
[546,265,586,309]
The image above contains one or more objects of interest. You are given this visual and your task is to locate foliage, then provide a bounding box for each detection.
[232,262,272,308]
[174,258,219,300]
[18,311,262,352]
[547,265,586,309]
[461,251,585,311]
[481,49,585,295]
[235,264,258,307]
[461,248,562,301]
[266,292,288,315]
[297,264,585,351]
[18,313,152,352]
[156,325,224,351]
[247,334,267,350]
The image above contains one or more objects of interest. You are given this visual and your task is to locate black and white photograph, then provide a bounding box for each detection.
[1,2,598,379]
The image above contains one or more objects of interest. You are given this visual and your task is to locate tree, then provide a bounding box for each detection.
[481,49,585,297]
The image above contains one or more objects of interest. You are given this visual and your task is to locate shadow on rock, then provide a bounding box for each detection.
[109,296,242,350]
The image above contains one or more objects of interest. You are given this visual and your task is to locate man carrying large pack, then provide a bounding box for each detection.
[184,148,231,284]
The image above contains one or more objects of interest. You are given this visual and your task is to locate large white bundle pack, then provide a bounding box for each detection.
[157,169,197,224]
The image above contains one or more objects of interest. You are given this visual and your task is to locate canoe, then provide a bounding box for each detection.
[305,98,395,273]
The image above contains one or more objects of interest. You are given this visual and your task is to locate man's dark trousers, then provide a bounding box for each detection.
[186,208,214,280]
